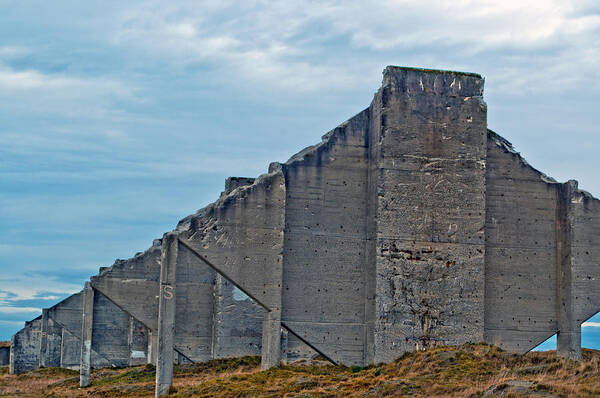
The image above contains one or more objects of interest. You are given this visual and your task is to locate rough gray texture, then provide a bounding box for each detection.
[80,282,93,387]
[91,243,162,332]
[0,347,8,366]
[92,291,133,367]
[46,292,84,369]
[212,275,262,358]
[371,67,487,363]
[156,232,178,397]
[571,190,600,324]
[10,318,41,374]
[9,285,151,376]
[280,109,370,365]
[89,220,265,365]
[11,66,600,382]
[225,177,256,195]
[179,170,286,369]
[484,131,559,352]
[129,316,149,365]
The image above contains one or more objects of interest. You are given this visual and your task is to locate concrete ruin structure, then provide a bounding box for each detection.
[9,66,600,397]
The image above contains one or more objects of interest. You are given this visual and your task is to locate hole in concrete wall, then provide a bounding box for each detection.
[532,313,600,351]
[232,286,249,301]
[532,334,556,351]
[582,312,600,349]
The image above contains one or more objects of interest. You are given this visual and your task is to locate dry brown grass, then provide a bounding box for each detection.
[1,344,599,397]
[0,341,10,348]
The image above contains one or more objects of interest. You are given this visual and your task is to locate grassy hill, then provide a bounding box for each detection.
[1,344,599,397]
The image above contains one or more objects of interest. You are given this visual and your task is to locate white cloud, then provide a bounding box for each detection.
[583,322,600,328]
[113,1,373,92]
[0,307,41,314]
[0,63,130,95]
[0,62,142,122]
[110,0,599,95]
[0,46,29,57]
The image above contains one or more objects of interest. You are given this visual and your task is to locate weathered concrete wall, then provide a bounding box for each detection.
[180,171,285,313]
[40,311,63,367]
[173,241,217,362]
[91,243,162,332]
[11,288,150,374]
[10,318,41,374]
[81,173,268,368]
[556,184,600,360]
[212,275,262,358]
[179,170,285,369]
[370,67,487,363]
[0,347,10,366]
[92,291,131,367]
[280,109,370,366]
[571,190,600,324]
[12,66,600,376]
[48,290,148,369]
[60,328,81,369]
[484,132,560,352]
[46,292,83,368]
[128,316,149,365]
[91,231,264,363]
[225,177,256,195]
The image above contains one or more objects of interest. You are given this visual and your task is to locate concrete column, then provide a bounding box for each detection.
[9,336,15,374]
[148,330,157,365]
[127,316,134,366]
[39,308,49,367]
[60,328,66,368]
[556,180,582,361]
[280,328,288,365]
[210,274,223,360]
[155,232,178,397]
[261,310,281,370]
[80,281,94,387]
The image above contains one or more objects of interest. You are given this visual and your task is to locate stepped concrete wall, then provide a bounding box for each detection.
[484,132,560,352]
[88,197,267,365]
[10,67,600,390]
[179,170,286,369]
[10,289,151,374]
[572,191,600,323]
[281,109,371,365]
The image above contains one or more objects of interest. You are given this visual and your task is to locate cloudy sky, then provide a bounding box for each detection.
[1,0,599,347]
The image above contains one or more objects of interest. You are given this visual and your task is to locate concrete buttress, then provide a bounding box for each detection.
[80,282,94,387]
[156,232,178,397]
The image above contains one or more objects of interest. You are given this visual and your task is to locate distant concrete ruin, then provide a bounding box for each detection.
[9,66,600,397]
[0,344,9,367]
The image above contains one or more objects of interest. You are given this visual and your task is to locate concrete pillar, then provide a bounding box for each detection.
[261,310,281,370]
[80,281,94,387]
[39,308,49,367]
[210,274,223,360]
[127,316,134,366]
[556,180,582,361]
[9,336,15,374]
[280,328,288,365]
[148,330,157,366]
[155,232,178,397]
[60,328,66,368]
